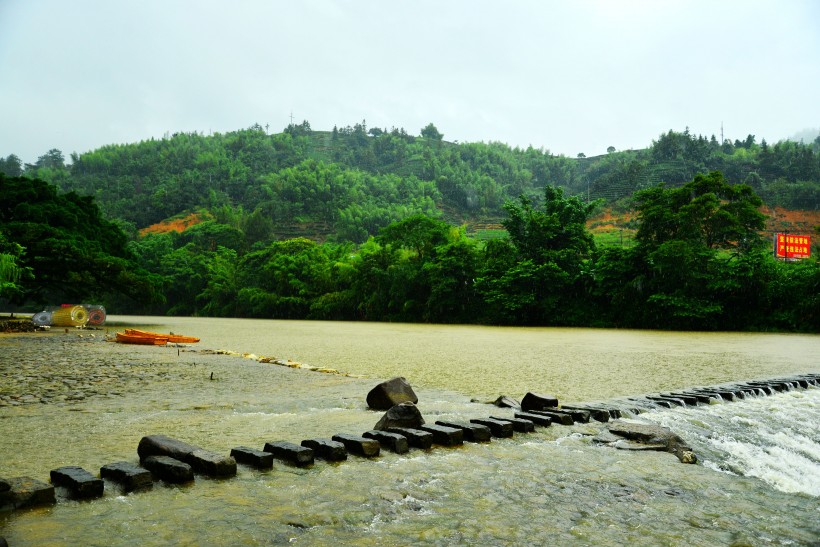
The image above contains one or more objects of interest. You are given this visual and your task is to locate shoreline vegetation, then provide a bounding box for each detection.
[2,124,819,332]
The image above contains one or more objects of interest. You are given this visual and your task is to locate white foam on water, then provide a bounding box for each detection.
[638,388,820,497]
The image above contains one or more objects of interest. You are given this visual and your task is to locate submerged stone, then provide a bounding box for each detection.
[605,421,697,464]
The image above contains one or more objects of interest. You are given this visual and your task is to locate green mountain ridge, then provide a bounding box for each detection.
[2,122,819,243]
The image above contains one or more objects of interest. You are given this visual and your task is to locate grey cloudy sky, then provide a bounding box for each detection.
[1,0,818,164]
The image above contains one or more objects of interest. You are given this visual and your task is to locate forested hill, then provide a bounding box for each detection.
[2,122,820,241]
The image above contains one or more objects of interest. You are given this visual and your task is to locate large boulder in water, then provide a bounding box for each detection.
[596,421,697,464]
[374,402,425,430]
[366,377,418,410]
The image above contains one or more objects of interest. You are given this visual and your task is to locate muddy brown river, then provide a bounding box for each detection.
[1,317,818,545]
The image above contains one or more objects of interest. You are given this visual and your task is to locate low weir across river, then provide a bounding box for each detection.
[1,318,818,545]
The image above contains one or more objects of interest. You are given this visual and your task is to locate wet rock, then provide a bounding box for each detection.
[332,434,380,457]
[527,409,574,426]
[263,441,314,467]
[3,476,56,509]
[490,415,535,432]
[514,411,553,427]
[386,427,434,449]
[50,466,104,499]
[142,455,194,483]
[560,405,610,422]
[301,438,347,461]
[363,430,410,454]
[521,392,559,411]
[419,424,464,446]
[100,461,153,492]
[435,420,491,442]
[0,478,9,494]
[137,434,236,477]
[493,395,521,408]
[366,377,418,410]
[603,421,697,464]
[373,402,425,430]
[470,418,514,437]
[230,447,274,469]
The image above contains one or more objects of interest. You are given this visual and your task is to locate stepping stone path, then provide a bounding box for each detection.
[1,373,816,515]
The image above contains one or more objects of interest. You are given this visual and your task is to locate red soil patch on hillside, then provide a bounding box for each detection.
[139,212,208,236]
[763,207,820,234]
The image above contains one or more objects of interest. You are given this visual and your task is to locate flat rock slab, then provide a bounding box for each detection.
[301,439,347,461]
[263,441,314,467]
[418,424,464,446]
[521,392,559,411]
[552,408,591,423]
[138,435,236,478]
[367,377,418,410]
[50,466,104,499]
[514,411,552,427]
[142,455,194,483]
[493,395,521,409]
[606,421,697,464]
[363,430,410,454]
[528,410,574,426]
[386,427,434,449]
[490,416,535,432]
[470,418,514,437]
[3,477,56,509]
[435,420,491,442]
[230,447,274,469]
[100,461,153,492]
[332,434,380,457]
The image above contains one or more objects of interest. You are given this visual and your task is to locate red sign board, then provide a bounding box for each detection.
[774,234,811,259]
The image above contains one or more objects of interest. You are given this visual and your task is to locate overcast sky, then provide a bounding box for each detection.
[1,0,818,165]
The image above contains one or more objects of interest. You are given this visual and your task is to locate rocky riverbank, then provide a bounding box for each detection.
[0,332,206,408]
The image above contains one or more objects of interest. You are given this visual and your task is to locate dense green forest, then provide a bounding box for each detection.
[3,122,820,241]
[1,123,819,331]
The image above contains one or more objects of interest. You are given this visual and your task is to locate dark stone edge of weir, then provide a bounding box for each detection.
[1,372,817,515]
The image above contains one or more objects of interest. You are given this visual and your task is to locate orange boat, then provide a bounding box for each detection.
[124,328,200,344]
[116,332,168,345]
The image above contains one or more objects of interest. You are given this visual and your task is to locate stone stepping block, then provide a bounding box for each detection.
[690,388,735,401]
[138,435,236,478]
[470,418,514,437]
[646,395,687,406]
[559,406,610,422]
[418,424,464,446]
[435,420,491,443]
[660,393,700,406]
[263,441,314,467]
[386,427,434,449]
[332,434,381,457]
[363,430,410,454]
[527,410,574,426]
[301,439,347,461]
[672,392,715,404]
[50,466,104,499]
[514,411,552,427]
[142,456,194,484]
[552,408,591,423]
[741,384,775,396]
[633,397,672,409]
[520,392,559,412]
[2,477,55,510]
[100,461,153,493]
[230,447,274,469]
[490,416,535,433]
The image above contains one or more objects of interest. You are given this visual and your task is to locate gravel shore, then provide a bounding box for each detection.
[0,331,210,408]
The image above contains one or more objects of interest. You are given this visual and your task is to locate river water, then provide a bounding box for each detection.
[1,317,818,545]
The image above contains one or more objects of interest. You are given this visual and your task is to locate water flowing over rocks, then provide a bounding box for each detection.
[595,422,698,464]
